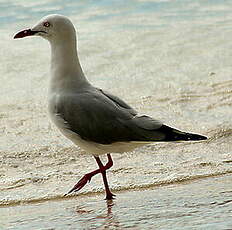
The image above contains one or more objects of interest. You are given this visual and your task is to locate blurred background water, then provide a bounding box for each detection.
[1,0,232,229]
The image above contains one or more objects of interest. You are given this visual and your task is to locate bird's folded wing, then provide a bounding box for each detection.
[98,88,137,116]
[54,89,165,144]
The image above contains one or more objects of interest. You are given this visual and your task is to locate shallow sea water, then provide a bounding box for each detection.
[2,175,232,230]
[1,0,232,229]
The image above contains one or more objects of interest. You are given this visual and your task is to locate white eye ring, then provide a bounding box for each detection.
[43,22,50,27]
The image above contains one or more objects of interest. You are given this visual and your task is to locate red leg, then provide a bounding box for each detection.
[65,168,100,195]
[94,154,115,200]
[65,154,114,196]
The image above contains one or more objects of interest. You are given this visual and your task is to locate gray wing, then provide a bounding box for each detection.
[98,89,137,116]
[52,87,168,144]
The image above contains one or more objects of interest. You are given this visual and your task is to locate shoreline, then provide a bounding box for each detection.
[1,170,232,208]
[2,173,232,229]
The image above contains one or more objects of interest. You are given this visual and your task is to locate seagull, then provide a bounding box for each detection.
[14,14,207,200]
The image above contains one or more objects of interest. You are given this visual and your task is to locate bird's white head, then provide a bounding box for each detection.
[14,14,87,85]
[14,14,76,43]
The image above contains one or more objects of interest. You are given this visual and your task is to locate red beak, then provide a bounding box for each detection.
[14,29,38,39]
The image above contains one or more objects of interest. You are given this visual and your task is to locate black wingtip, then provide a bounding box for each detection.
[189,133,207,141]
[159,125,207,142]
[200,135,207,140]
[176,132,208,141]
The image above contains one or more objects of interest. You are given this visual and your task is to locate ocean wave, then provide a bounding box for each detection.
[1,170,231,207]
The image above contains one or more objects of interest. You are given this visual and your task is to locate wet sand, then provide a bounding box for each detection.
[2,174,232,230]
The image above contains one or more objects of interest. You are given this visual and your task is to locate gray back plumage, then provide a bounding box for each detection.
[50,87,165,144]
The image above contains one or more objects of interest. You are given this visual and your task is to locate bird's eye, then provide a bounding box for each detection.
[43,22,50,27]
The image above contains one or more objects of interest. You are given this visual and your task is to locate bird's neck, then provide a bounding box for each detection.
[50,38,89,91]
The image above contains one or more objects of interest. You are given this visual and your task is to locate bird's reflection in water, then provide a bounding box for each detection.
[75,199,120,229]
[103,200,120,228]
